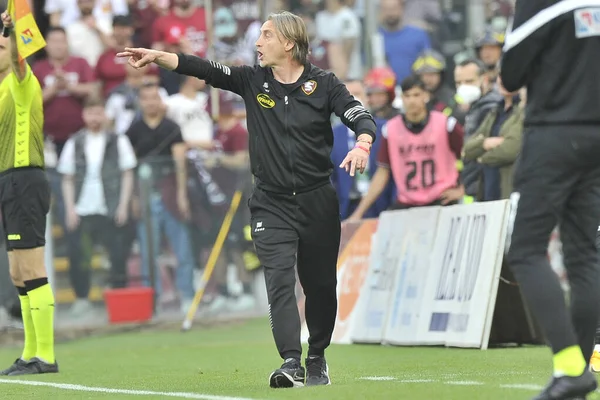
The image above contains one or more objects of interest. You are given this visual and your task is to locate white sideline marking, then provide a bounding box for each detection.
[359,376,396,381]
[446,381,484,385]
[0,379,258,400]
[397,379,434,383]
[501,384,544,390]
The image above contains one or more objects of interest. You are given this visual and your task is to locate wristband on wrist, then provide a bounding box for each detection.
[354,144,370,154]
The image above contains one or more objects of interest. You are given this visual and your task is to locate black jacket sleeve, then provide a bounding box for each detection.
[328,74,377,143]
[501,0,554,92]
[174,54,253,96]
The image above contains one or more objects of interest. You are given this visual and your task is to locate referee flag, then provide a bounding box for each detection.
[7,0,46,60]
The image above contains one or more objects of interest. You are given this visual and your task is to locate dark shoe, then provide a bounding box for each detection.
[305,355,330,386]
[268,358,305,388]
[8,357,59,376]
[0,359,27,376]
[533,371,597,399]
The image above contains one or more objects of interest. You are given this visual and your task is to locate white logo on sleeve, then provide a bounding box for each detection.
[254,221,265,232]
[575,8,600,38]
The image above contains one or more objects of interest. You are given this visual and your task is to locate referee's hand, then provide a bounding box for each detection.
[1,11,13,29]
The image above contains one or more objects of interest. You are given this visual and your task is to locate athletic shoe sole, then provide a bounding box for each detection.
[268,371,304,388]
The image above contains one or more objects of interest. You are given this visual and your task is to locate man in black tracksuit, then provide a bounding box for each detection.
[501,1,600,399]
[116,11,376,388]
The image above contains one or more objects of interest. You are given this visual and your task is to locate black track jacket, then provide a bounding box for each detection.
[501,0,600,126]
[174,54,377,194]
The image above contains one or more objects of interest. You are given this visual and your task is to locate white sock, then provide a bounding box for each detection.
[594,344,600,353]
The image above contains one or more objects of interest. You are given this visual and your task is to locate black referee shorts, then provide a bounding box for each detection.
[0,167,51,250]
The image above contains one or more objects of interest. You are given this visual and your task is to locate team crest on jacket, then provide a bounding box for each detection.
[301,80,317,95]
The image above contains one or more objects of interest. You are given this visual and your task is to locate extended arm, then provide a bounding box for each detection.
[118,48,251,96]
[1,12,27,81]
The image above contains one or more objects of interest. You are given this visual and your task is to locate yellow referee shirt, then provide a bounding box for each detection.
[0,64,44,173]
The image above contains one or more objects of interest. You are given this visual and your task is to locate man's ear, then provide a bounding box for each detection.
[284,40,295,53]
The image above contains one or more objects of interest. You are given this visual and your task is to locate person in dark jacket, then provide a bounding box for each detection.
[454,58,502,202]
[501,1,600,398]
[117,10,377,389]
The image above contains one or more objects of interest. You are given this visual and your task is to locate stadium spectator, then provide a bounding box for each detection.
[315,0,362,80]
[454,58,501,202]
[348,75,464,219]
[376,0,430,82]
[203,96,254,314]
[462,74,524,202]
[130,0,169,48]
[474,27,504,74]
[65,0,113,67]
[364,66,399,120]
[164,75,213,145]
[412,49,464,124]
[32,26,96,157]
[152,0,207,57]
[125,83,194,313]
[45,0,128,27]
[218,0,260,42]
[95,15,134,98]
[57,96,136,317]
[295,9,329,71]
[213,7,255,66]
[105,63,167,135]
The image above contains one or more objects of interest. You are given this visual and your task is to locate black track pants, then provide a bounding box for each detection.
[507,125,600,362]
[249,183,341,360]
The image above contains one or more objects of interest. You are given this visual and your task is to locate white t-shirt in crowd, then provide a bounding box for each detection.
[45,0,129,27]
[57,132,137,216]
[66,18,113,67]
[105,87,169,135]
[165,92,214,143]
[315,6,362,80]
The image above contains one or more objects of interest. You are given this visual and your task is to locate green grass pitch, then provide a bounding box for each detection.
[0,317,588,399]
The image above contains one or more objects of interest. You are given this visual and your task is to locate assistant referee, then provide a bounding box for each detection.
[502,1,600,399]
[0,12,58,376]
[118,11,376,388]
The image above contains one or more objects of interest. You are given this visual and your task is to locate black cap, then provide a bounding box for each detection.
[113,14,132,27]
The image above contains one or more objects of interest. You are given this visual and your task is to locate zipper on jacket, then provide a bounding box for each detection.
[284,95,297,195]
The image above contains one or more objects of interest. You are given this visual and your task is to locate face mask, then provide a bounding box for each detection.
[456,84,482,105]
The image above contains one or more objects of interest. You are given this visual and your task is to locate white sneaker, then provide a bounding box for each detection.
[70,299,93,317]
[207,295,229,315]
[229,294,256,313]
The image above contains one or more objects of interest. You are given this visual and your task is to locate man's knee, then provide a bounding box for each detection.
[12,247,47,282]
[264,265,297,295]
[7,251,23,286]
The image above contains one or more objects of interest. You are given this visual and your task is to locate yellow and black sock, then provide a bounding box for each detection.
[25,278,55,364]
[553,345,586,377]
[16,286,36,361]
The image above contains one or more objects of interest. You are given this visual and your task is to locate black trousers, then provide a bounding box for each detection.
[506,125,600,362]
[249,183,341,360]
[66,214,128,299]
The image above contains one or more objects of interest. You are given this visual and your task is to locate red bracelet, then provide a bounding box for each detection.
[354,144,370,154]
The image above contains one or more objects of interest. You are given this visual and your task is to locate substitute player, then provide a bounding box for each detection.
[0,12,58,375]
[502,1,600,398]
[347,75,464,219]
[117,11,376,388]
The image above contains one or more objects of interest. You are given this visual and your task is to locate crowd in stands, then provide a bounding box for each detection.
[0,0,523,324]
